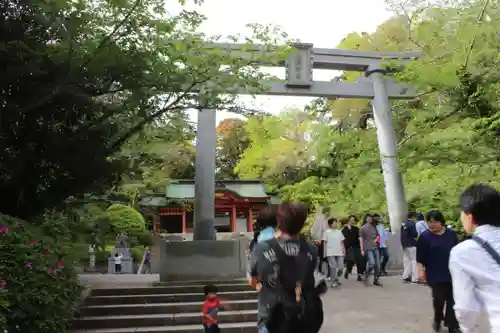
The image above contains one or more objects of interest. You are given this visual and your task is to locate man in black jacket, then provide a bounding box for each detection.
[341,216,364,281]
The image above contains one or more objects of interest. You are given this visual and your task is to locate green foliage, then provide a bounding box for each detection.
[237,1,500,233]
[106,204,146,236]
[130,247,146,263]
[135,230,154,247]
[216,118,250,180]
[2,0,290,219]
[0,213,85,333]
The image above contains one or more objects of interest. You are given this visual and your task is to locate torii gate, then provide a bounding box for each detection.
[192,43,420,241]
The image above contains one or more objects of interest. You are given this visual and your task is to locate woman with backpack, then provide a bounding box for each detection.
[248,203,324,333]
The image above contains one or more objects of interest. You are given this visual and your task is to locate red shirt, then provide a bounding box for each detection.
[202,297,221,324]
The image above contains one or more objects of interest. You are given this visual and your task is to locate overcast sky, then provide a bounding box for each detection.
[174,0,393,124]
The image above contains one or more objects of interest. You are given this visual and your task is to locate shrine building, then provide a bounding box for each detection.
[138,180,278,234]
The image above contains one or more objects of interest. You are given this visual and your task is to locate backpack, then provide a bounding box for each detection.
[265,238,323,333]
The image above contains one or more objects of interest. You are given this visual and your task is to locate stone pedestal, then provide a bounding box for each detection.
[159,239,248,281]
[108,248,134,274]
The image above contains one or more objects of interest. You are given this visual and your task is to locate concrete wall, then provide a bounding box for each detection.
[160,239,248,281]
[159,232,403,282]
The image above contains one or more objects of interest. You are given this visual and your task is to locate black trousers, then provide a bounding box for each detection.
[429,283,459,329]
[345,247,365,275]
[316,242,330,278]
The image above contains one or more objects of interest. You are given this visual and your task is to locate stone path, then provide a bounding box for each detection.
[321,275,489,333]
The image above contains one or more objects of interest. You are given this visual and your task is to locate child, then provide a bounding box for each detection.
[322,218,345,287]
[114,252,123,274]
[202,285,229,333]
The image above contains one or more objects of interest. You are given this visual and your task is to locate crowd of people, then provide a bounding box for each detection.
[198,183,500,333]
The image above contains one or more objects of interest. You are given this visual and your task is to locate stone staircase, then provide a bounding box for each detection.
[71,279,257,333]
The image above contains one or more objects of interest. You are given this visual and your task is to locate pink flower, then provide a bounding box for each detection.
[25,262,32,269]
[0,226,8,233]
[45,249,50,256]
[56,262,64,269]
[45,267,56,275]
[1,280,6,289]
[30,240,36,245]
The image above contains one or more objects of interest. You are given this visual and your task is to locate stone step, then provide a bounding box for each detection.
[80,300,258,317]
[86,291,258,306]
[70,322,256,333]
[73,310,257,330]
[154,279,247,287]
[91,284,250,296]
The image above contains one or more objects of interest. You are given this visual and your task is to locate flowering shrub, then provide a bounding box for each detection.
[0,214,83,333]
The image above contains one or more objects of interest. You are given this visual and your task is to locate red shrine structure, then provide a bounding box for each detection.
[138,180,277,234]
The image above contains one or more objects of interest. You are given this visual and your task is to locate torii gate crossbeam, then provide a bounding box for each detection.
[192,43,420,242]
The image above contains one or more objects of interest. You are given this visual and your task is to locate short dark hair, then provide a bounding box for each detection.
[204,284,218,295]
[256,204,278,228]
[362,213,373,225]
[426,210,446,226]
[407,212,418,219]
[417,213,424,221]
[460,184,500,226]
[276,203,308,235]
[347,215,358,222]
[327,218,337,226]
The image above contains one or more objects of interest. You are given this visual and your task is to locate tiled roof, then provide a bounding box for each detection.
[165,180,269,199]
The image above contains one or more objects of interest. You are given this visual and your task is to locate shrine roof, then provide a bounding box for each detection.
[165,179,269,199]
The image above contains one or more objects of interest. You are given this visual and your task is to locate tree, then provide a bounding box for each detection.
[1,0,289,220]
[239,1,500,231]
[216,118,249,179]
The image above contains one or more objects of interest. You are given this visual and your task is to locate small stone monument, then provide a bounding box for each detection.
[88,244,96,270]
[108,232,133,274]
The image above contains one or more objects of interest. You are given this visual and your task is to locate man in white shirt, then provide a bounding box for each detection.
[449,184,500,333]
[415,213,429,236]
[322,218,345,288]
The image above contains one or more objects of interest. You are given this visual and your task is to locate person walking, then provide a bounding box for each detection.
[449,184,500,333]
[342,216,364,281]
[417,210,460,333]
[359,215,382,286]
[322,218,345,288]
[248,203,324,333]
[401,212,419,283]
[375,214,390,276]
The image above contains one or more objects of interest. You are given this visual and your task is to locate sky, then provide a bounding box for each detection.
[175,0,394,125]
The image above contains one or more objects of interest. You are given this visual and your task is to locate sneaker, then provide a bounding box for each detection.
[373,279,383,287]
[403,277,412,283]
[357,275,363,282]
[330,282,338,288]
[448,328,461,333]
[432,321,441,332]
[381,270,388,276]
[344,271,349,279]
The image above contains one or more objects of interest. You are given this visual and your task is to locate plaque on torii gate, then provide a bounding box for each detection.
[193,43,420,241]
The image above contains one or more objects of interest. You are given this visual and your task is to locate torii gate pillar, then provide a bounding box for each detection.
[366,65,408,234]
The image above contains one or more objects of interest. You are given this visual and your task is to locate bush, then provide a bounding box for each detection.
[106,204,146,236]
[130,247,145,263]
[0,213,84,333]
[135,230,153,247]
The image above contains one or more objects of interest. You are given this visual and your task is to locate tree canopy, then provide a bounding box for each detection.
[1,0,289,219]
[236,0,500,229]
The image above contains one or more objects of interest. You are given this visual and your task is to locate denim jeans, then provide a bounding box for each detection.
[364,248,381,278]
[378,247,389,272]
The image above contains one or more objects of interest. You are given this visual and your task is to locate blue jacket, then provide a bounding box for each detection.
[401,221,418,248]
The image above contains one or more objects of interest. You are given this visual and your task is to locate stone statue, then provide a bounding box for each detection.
[115,232,129,248]
[88,244,96,270]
